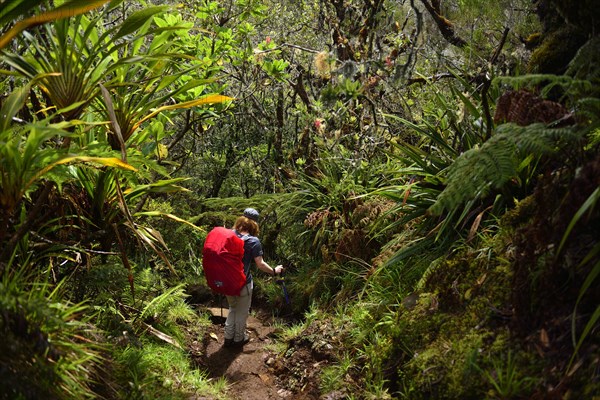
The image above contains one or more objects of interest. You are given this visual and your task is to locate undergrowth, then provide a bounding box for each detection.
[113,341,226,399]
[0,265,102,400]
[64,256,226,399]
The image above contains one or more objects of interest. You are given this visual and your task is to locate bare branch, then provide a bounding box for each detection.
[419,0,467,48]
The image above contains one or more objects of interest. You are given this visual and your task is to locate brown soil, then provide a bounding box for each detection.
[191,307,321,400]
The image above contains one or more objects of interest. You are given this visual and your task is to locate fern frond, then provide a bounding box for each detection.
[495,74,592,96]
[504,123,580,154]
[576,98,600,125]
[566,36,600,84]
[139,283,188,321]
[430,135,516,215]
[430,123,581,215]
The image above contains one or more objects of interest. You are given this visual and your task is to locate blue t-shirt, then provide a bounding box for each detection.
[234,231,263,284]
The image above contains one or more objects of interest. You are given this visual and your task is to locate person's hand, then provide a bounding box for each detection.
[274,265,284,275]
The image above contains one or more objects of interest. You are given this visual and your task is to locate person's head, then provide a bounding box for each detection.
[234,208,260,236]
[243,208,259,222]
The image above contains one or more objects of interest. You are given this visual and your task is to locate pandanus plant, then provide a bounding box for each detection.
[0,82,138,265]
[0,1,233,277]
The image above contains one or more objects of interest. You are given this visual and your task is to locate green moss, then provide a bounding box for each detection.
[375,234,519,398]
[523,32,542,50]
[502,195,537,229]
[527,26,586,74]
[400,331,492,399]
[396,292,444,347]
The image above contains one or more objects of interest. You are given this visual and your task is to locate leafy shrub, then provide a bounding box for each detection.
[0,268,101,400]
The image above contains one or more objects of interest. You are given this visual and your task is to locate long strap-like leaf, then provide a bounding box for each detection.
[0,83,30,132]
[0,0,111,50]
[100,83,127,161]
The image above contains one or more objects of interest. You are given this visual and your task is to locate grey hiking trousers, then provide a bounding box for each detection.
[224,282,253,342]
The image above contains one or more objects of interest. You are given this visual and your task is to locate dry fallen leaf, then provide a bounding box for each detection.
[568,358,584,376]
[209,332,219,342]
[540,328,550,348]
[476,273,487,286]
[143,323,181,349]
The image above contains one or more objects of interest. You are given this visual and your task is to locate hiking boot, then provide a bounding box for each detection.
[223,338,235,348]
[233,335,250,348]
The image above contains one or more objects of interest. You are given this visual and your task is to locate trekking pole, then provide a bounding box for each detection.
[220,294,224,321]
[276,273,290,305]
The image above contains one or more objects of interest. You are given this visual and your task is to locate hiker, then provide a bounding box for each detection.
[224,208,283,348]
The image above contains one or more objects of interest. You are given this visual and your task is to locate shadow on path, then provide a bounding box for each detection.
[204,345,246,377]
[198,309,290,400]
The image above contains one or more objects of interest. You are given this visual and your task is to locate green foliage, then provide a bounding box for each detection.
[374,78,492,270]
[274,153,396,308]
[565,187,600,367]
[69,257,201,352]
[0,0,111,50]
[0,0,598,398]
[477,351,536,400]
[0,265,102,400]
[0,0,47,28]
[113,342,225,399]
[276,320,305,343]
[73,259,130,301]
[320,352,354,394]
[279,150,391,264]
[396,299,506,396]
[0,101,79,214]
[138,283,195,340]
[66,257,225,398]
[262,58,290,80]
[0,0,233,272]
[430,122,582,215]
[3,6,169,119]
[256,275,289,308]
[328,225,517,399]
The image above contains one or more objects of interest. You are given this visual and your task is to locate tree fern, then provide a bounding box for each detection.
[430,123,582,215]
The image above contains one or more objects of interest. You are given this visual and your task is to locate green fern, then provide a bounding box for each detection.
[576,97,600,148]
[494,74,593,98]
[566,36,600,88]
[430,123,582,215]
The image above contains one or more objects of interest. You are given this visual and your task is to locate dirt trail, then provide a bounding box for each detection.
[196,307,294,400]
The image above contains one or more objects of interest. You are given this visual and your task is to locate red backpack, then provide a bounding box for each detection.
[202,227,247,296]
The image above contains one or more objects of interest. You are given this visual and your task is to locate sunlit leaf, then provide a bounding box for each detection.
[133,94,234,131]
[26,156,137,191]
[0,0,111,50]
[124,178,190,199]
[135,211,204,232]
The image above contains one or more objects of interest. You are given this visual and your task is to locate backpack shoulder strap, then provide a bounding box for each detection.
[234,229,249,242]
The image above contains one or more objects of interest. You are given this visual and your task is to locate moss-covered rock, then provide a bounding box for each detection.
[371,237,517,398]
[528,0,598,74]
[527,26,586,74]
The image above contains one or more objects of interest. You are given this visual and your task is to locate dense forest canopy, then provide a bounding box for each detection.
[0,0,599,399]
